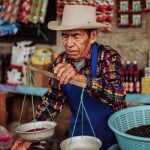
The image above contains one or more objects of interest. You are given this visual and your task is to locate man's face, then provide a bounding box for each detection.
[62,29,93,61]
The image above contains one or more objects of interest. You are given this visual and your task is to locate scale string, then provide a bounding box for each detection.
[82,103,96,138]
[18,68,32,126]
[18,70,37,126]
[30,71,54,121]
[71,89,83,137]
[29,71,35,122]
[81,91,84,136]
[18,94,27,126]
[71,88,96,137]
[69,88,96,149]
[68,88,84,150]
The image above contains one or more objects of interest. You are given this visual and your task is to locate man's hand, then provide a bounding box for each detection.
[11,138,32,150]
[53,63,77,84]
[53,62,87,84]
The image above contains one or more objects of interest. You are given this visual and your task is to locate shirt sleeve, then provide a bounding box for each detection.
[86,49,126,111]
[34,54,66,121]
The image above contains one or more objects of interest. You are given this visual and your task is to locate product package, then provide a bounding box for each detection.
[0,125,13,150]
[0,0,21,23]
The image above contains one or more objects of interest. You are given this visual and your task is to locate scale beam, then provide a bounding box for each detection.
[27,65,86,88]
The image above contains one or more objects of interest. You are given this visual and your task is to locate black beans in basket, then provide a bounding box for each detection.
[126,125,150,138]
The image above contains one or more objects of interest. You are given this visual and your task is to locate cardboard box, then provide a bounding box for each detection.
[27,65,50,87]
[0,92,8,126]
[141,77,150,94]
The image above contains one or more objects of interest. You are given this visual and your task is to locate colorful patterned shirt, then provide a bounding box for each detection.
[35,44,127,121]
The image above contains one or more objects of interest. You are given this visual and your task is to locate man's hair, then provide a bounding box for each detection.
[84,29,97,36]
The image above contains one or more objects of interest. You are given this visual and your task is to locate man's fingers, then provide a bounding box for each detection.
[11,142,18,150]
[17,146,23,150]
[57,63,71,78]
[22,142,32,150]
[53,63,64,74]
[53,62,77,84]
[63,69,76,84]
[54,63,73,78]
[11,138,32,150]
[56,66,67,78]
[59,68,74,84]
[11,138,23,150]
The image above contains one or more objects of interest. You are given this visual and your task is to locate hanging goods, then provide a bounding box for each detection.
[0,0,21,23]
[17,0,32,24]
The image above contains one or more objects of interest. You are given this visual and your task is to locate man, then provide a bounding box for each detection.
[12,5,126,150]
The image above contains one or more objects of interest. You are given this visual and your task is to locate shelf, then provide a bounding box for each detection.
[126,94,150,104]
[0,84,150,103]
[0,84,47,96]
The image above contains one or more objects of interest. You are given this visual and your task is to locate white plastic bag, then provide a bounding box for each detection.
[0,125,13,150]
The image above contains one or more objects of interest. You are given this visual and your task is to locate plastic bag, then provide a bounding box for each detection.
[0,125,13,150]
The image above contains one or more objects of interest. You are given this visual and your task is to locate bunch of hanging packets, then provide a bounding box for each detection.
[0,5,19,36]
[0,0,49,36]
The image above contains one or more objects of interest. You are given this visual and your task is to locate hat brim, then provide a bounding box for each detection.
[48,21,108,31]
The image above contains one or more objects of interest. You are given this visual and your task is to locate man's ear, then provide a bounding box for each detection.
[90,29,98,44]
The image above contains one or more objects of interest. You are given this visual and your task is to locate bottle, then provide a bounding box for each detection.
[133,61,138,70]
[128,70,134,93]
[124,60,131,93]
[133,70,141,93]
[126,60,131,71]
[124,70,129,93]
[132,60,141,93]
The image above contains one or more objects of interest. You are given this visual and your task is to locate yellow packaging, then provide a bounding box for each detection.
[141,77,150,94]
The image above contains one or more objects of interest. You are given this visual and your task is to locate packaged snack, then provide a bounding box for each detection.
[0,125,13,150]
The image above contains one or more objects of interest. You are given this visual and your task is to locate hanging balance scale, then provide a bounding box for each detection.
[15,65,102,150]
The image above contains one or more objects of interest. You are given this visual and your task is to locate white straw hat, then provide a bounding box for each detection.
[48,5,108,31]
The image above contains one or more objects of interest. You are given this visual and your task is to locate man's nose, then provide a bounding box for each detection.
[66,36,74,47]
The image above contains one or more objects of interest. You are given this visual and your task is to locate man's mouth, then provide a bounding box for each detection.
[66,52,79,60]
[66,50,77,55]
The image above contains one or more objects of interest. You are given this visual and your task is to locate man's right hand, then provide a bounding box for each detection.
[11,138,32,150]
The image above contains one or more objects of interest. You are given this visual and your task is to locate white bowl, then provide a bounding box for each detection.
[15,121,57,141]
[60,136,102,150]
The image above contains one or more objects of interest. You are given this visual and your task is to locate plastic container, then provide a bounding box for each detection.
[108,144,120,150]
[16,121,57,141]
[108,106,150,150]
[60,136,102,150]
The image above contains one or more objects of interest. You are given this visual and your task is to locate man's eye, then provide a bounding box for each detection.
[73,35,80,39]
[62,35,68,39]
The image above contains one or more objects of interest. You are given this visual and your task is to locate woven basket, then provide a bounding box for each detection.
[108,106,150,150]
